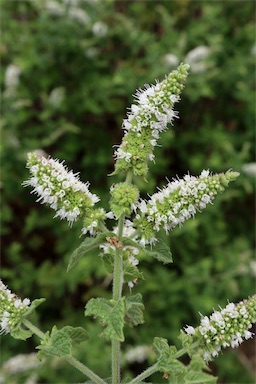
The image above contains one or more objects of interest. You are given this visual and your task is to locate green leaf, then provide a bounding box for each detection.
[125,294,144,327]
[85,297,125,341]
[61,326,89,344]
[152,337,170,357]
[123,262,144,284]
[10,326,33,340]
[23,298,46,317]
[67,232,113,271]
[37,326,72,357]
[102,252,114,273]
[184,371,217,384]
[121,237,145,251]
[153,337,177,373]
[146,239,173,264]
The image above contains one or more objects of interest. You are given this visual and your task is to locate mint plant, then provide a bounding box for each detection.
[1,64,255,384]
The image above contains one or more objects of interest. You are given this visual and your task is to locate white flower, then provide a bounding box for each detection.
[2,353,40,373]
[23,152,100,225]
[242,162,256,177]
[183,295,256,362]
[123,345,151,364]
[5,64,21,89]
[163,54,179,67]
[92,21,108,37]
[184,46,211,73]
[184,325,195,335]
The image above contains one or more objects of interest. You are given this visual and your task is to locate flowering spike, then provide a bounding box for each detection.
[23,152,100,225]
[113,63,190,177]
[134,169,239,244]
[0,280,31,334]
[183,295,256,362]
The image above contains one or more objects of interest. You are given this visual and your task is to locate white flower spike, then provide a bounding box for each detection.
[23,152,100,225]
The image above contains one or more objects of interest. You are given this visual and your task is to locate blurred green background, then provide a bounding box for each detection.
[1,0,255,383]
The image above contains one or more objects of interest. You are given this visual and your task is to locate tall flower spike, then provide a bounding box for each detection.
[23,152,100,225]
[183,295,256,362]
[0,280,31,334]
[134,170,239,245]
[113,63,190,177]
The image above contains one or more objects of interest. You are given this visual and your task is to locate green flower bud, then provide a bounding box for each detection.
[110,182,139,218]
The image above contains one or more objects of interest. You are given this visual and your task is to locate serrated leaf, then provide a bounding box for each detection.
[37,327,72,357]
[10,326,33,340]
[125,294,144,327]
[153,337,177,373]
[146,239,173,264]
[123,262,144,283]
[61,326,89,344]
[23,298,46,317]
[152,337,169,357]
[85,297,125,341]
[67,232,113,271]
[184,371,217,384]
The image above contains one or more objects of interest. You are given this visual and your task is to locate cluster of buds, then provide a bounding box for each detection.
[184,295,256,362]
[0,280,31,335]
[113,63,190,177]
[134,170,239,245]
[23,152,100,227]
[110,182,139,219]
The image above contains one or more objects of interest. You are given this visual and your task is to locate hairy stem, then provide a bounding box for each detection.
[129,363,159,384]
[22,319,107,384]
[111,213,125,384]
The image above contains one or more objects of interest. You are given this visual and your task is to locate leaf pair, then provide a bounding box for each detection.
[68,234,173,273]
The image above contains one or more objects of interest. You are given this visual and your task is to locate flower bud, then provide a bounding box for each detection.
[110,182,139,218]
[82,208,106,236]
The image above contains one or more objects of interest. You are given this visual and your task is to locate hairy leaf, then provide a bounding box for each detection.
[10,326,33,341]
[146,239,173,264]
[125,294,144,327]
[153,337,177,373]
[37,326,72,357]
[67,232,113,271]
[85,297,125,341]
[123,262,144,284]
[61,326,89,344]
[184,371,217,384]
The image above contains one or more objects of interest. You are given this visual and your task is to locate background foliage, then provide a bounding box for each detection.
[1,0,255,383]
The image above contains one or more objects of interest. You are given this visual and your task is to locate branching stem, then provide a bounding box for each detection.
[22,319,107,384]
